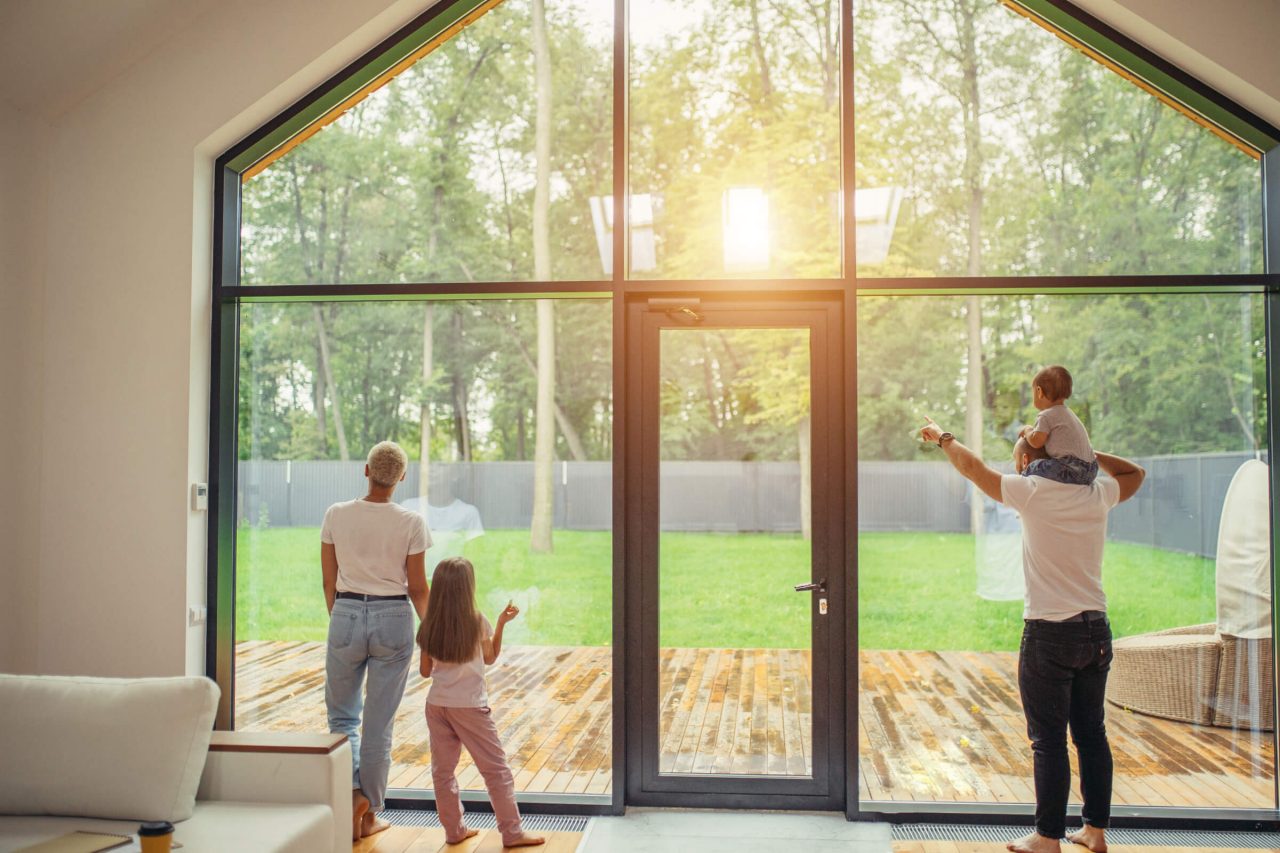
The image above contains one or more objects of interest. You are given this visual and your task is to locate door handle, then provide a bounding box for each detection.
[793,578,827,594]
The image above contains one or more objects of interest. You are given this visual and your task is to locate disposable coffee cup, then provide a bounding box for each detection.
[138,821,175,853]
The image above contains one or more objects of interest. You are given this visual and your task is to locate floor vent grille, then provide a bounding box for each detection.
[382,810,589,833]
[891,823,1280,848]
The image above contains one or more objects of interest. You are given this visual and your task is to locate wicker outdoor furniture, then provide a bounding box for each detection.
[1106,459,1274,731]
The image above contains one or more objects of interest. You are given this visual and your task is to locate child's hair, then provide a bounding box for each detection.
[1033,365,1073,401]
[416,557,484,664]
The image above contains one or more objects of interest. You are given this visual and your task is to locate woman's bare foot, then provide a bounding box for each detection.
[503,833,546,848]
[351,791,370,842]
[446,827,479,844]
[1066,825,1107,852]
[1006,831,1062,853]
[360,810,391,838]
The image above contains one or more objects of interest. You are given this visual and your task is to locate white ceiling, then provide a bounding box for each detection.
[1,0,1278,132]
[0,0,224,121]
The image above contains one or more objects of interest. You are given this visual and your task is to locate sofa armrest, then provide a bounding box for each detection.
[197,732,351,853]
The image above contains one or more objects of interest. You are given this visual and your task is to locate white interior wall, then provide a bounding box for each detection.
[0,106,49,674]
[6,0,1278,678]
[1075,0,1280,132]
[25,0,430,677]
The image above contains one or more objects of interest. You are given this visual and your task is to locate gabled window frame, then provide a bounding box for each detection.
[208,0,1280,824]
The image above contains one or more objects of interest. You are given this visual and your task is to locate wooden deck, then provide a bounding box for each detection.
[235,642,1273,807]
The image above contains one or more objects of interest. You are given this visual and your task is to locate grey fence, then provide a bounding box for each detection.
[237,451,1265,559]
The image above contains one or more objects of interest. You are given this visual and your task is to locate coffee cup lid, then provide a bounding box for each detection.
[138,821,174,836]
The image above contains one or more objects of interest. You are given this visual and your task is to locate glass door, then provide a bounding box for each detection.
[627,296,846,809]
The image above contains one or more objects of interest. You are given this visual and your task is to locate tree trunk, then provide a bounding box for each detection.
[312,305,349,461]
[798,416,812,542]
[529,0,556,553]
[419,303,433,501]
[959,0,984,537]
[531,300,557,552]
[313,338,328,456]
[966,296,984,536]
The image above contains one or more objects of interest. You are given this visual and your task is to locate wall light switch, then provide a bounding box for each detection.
[191,482,209,511]
[189,605,207,627]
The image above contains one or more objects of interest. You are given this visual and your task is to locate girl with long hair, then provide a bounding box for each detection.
[417,557,544,847]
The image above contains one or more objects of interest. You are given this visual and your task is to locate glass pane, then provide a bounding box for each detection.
[235,298,614,798]
[629,1,841,279]
[240,0,613,285]
[853,0,1262,276]
[856,292,1274,809]
[658,327,814,776]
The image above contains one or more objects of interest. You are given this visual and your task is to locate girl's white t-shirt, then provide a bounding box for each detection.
[427,615,494,708]
[321,498,431,596]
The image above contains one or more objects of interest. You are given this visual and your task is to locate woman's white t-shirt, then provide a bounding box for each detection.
[427,615,494,708]
[320,499,431,596]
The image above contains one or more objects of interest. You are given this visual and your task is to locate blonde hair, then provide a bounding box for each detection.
[417,557,484,664]
[366,441,408,488]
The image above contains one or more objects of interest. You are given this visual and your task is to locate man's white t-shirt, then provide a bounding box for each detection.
[1000,474,1120,620]
[427,615,494,708]
[321,499,431,596]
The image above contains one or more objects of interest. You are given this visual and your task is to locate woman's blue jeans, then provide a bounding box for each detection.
[325,598,415,811]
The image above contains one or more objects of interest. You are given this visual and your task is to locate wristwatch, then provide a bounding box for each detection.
[937,432,954,447]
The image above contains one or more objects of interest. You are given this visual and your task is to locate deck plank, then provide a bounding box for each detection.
[234,642,1273,807]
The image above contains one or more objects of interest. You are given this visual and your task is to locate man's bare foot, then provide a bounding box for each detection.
[1066,825,1107,853]
[360,811,391,838]
[446,827,479,844]
[503,833,546,848]
[1006,831,1062,853]
[351,791,370,842]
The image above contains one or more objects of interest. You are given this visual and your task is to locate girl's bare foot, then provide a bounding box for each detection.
[1066,825,1107,852]
[1006,831,1062,853]
[351,791,370,842]
[360,810,391,838]
[446,827,479,844]
[503,833,546,847]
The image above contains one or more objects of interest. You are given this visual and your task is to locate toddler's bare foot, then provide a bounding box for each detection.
[1066,825,1107,852]
[1006,831,1061,853]
[503,833,546,847]
[351,791,370,842]
[446,827,479,844]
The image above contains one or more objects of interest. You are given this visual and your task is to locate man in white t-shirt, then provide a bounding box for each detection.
[920,418,1145,853]
[321,441,432,841]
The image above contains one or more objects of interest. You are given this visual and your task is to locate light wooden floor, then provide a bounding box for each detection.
[236,642,1274,807]
[890,840,1280,845]
[352,826,580,852]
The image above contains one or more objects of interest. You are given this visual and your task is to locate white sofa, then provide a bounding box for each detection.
[0,674,352,853]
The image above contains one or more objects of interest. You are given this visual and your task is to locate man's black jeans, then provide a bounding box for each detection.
[1018,616,1114,839]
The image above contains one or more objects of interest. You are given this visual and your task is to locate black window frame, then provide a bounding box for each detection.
[208,0,1280,824]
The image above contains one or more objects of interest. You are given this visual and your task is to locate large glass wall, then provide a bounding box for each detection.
[629,0,840,279]
[217,0,1279,818]
[234,297,614,797]
[856,292,1274,809]
[240,0,613,285]
[853,0,1262,277]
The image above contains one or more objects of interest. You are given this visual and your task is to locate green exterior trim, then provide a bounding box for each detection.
[226,0,494,175]
[855,284,1266,296]
[234,291,612,304]
[1010,0,1280,152]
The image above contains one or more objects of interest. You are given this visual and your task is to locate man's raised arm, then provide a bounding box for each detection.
[1096,451,1145,503]
[920,419,1005,503]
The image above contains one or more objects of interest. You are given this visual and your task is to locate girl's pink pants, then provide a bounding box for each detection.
[426,703,526,845]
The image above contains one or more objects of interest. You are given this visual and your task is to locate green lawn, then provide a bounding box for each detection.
[236,528,1215,652]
